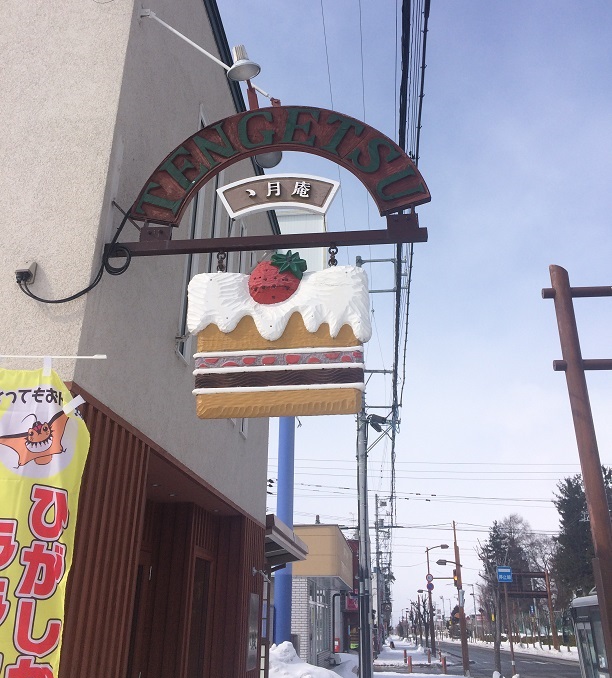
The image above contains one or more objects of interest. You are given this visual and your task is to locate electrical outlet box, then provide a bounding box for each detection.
[15,261,37,284]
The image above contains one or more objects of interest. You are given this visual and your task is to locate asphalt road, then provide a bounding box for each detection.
[437,640,582,678]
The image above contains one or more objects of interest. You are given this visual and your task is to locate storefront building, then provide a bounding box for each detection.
[2,0,278,676]
[289,525,354,667]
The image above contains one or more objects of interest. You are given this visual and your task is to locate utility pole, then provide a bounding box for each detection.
[374,494,382,653]
[453,521,471,676]
[543,265,612,664]
[424,545,449,655]
[357,403,373,678]
[504,584,517,676]
[425,550,435,654]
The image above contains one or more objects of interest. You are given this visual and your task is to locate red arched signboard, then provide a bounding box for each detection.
[109,105,430,260]
[129,106,430,225]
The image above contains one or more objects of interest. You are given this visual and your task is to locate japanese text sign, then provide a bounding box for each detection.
[0,369,90,677]
[216,174,340,218]
[496,566,513,583]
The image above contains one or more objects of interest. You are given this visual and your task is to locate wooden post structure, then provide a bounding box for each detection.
[543,265,612,666]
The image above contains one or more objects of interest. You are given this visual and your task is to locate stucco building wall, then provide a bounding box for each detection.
[1,0,272,519]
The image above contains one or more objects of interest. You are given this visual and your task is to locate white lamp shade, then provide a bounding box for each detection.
[227,45,260,81]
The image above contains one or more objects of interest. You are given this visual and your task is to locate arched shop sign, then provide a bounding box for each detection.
[110,105,431,260]
[131,105,430,223]
[117,106,432,419]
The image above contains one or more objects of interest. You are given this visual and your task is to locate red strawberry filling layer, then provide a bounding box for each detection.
[195,350,363,370]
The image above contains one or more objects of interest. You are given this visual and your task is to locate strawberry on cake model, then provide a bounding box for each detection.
[187,251,371,419]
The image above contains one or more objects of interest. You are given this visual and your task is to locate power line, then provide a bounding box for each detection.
[269,458,582,467]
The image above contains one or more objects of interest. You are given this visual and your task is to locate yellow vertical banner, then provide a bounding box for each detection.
[0,368,90,677]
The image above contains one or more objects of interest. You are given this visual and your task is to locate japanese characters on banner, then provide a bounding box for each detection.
[0,369,90,677]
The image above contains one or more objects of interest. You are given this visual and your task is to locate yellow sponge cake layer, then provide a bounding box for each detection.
[197,313,359,352]
[196,387,362,419]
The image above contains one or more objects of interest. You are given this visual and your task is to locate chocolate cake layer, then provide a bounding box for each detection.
[195,367,364,390]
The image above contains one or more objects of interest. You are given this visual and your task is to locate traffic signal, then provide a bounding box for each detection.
[453,568,458,586]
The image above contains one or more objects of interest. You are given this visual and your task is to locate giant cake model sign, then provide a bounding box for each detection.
[187,252,371,418]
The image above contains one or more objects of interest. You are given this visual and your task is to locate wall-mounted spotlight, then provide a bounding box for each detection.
[139,10,270,93]
[227,44,260,82]
[139,10,282,169]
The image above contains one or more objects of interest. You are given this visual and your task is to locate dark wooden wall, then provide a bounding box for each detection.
[60,399,149,678]
[59,390,265,678]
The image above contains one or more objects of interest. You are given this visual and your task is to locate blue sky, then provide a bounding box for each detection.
[218,1,612,613]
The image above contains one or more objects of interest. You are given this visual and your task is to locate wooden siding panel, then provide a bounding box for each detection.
[209,516,265,677]
[110,433,149,676]
[210,517,240,677]
[60,400,149,678]
[194,503,220,553]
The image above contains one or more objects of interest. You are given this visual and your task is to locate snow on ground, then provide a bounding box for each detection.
[441,635,580,662]
[269,634,577,677]
[270,642,338,677]
[374,636,443,668]
[269,641,435,678]
[331,650,437,678]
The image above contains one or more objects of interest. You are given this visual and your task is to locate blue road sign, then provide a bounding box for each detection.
[426,582,434,591]
[496,565,513,583]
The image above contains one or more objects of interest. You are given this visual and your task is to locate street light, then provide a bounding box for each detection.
[469,593,479,641]
[436,525,471,675]
[415,593,425,647]
[424,543,449,655]
[138,9,283,168]
[226,44,261,81]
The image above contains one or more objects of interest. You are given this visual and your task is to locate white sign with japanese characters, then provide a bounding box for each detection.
[216,174,340,218]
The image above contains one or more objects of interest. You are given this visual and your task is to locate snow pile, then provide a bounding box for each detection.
[270,639,523,678]
[269,642,338,677]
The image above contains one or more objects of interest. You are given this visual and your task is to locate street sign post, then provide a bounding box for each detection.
[426,582,434,591]
[426,573,434,583]
[497,565,513,583]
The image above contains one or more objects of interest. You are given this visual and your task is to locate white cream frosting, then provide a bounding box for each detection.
[187,265,372,342]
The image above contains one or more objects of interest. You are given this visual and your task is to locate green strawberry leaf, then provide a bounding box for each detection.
[270,251,308,280]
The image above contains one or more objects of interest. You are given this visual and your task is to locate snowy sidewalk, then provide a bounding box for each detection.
[374,636,446,672]
[268,635,575,677]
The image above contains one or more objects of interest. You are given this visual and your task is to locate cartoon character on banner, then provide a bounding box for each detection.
[0,410,69,467]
